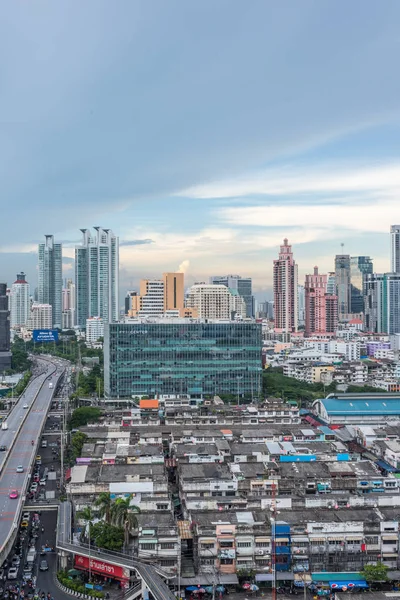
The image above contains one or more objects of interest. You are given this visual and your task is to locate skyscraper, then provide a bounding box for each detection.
[38,235,62,329]
[75,227,119,328]
[297,284,305,327]
[0,283,11,373]
[350,256,373,314]
[391,225,400,273]
[304,266,338,337]
[364,272,400,334]
[210,275,254,317]
[163,272,184,312]
[10,272,30,328]
[334,254,351,319]
[62,279,76,329]
[186,283,246,319]
[273,239,298,333]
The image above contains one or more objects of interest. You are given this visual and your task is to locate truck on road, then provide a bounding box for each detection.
[48,382,53,389]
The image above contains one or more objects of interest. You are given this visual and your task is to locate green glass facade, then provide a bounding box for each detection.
[104,322,262,398]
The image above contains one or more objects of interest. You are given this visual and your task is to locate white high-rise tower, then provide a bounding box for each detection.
[10,272,30,328]
[75,227,119,328]
[391,225,400,274]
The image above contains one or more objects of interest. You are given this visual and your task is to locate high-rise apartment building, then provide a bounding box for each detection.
[0,283,11,373]
[62,279,76,329]
[86,317,104,343]
[273,239,298,333]
[75,227,119,328]
[350,256,373,314]
[297,285,305,327]
[38,235,62,328]
[210,275,254,317]
[334,254,351,319]
[257,301,274,320]
[10,272,30,328]
[186,283,246,320]
[304,267,338,337]
[391,225,400,273]
[137,279,165,316]
[128,273,193,318]
[27,304,53,330]
[124,291,138,315]
[327,272,336,295]
[364,273,400,334]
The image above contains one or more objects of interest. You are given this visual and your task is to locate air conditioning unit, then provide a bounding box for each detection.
[255,549,264,555]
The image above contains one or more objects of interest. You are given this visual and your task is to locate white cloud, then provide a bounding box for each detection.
[179,161,400,200]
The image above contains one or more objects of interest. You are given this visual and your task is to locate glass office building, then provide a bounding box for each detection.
[104,321,262,399]
[350,256,373,313]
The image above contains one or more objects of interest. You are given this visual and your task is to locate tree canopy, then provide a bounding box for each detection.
[361,563,389,583]
[69,407,102,429]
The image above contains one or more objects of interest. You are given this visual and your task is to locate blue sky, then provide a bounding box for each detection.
[1,0,400,301]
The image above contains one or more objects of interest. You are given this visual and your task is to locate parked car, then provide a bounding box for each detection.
[23,403,28,409]
[11,556,20,567]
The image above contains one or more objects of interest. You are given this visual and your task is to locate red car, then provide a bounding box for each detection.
[9,490,18,499]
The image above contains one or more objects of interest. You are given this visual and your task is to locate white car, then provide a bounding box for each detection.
[16,466,24,473]
[23,403,28,409]
[8,567,18,580]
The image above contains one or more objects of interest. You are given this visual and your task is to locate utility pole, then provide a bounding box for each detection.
[271,481,277,600]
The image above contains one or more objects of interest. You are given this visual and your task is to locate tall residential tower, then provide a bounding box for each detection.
[38,235,62,328]
[391,225,400,273]
[273,239,298,333]
[304,266,338,337]
[210,275,254,317]
[10,272,30,328]
[75,227,119,328]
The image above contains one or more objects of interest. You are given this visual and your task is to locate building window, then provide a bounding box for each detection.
[220,541,234,548]
[220,558,234,565]
[160,543,175,550]
[237,542,252,548]
[140,543,156,551]
[201,543,215,550]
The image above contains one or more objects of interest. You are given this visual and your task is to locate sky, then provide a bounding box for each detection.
[1,0,400,302]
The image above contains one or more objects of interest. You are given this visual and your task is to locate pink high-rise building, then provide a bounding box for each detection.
[305,266,338,337]
[273,239,298,333]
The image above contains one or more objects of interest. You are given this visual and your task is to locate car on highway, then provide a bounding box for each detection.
[16,465,24,473]
[7,567,18,580]
[9,490,18,499]
[23,403,29,409]
[11,556,20,567]
[0,445,7,451]
[33,473,40,482]
[39,477,46,486]
[39,560,49,571]
[22,512,30,521]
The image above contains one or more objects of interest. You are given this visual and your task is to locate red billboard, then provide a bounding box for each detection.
[74,555,129,581]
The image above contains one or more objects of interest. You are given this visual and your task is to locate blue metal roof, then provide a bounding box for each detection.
[320,397,400,415]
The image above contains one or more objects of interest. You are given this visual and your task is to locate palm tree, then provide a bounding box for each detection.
[111,498,141,552]
[78,506,95,542]
[95,492,112,524]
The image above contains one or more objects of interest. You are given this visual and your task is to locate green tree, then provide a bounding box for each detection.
[111,498,141,551]
[69,431,88,462]
[69,406,102,429]
[90,521,124,552]
[78,506,96,542]
[361,563,389,585]
[95,493,112,524]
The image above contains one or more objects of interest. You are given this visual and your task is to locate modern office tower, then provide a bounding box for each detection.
[391,225,400,273]
[304,267,338,337]
[186,283,244,319]
[86,317,104,343]
[38,235,62,328]
[27,304,53,330]
[273,239,298,333]
[364,273,400,334]
[210,275,254,317]
[10,272,30,328]
[124,291,138,315]
[350,256,373,314]
[257,301,274,320]
[62,279,76,329]
[334,254,351,319]
[104,320,262,398]
[138,279,165,316]
[0,284,11,372]
[297,284,305,327]
[327,272,336,295]
[75,227,119,328]
[163,272,184,312]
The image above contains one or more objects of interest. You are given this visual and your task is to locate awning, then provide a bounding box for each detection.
[329,580,368,589]
[255,537,271,542]
[276,537,290,542]
[177,575,238,586]
[310,538,325,543]
[382,535,398,540]
[328,536,344,541]
[256,573,294,582]
[382,553,398,558]
[376,459,397,472]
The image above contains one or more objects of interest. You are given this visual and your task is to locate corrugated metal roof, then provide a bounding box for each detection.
[321,398,400,415]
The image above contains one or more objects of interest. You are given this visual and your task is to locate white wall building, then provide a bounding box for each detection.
[10,272,30,328]
[186,283,240,320]
[27,304,53,330]
[86,317,104,343]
